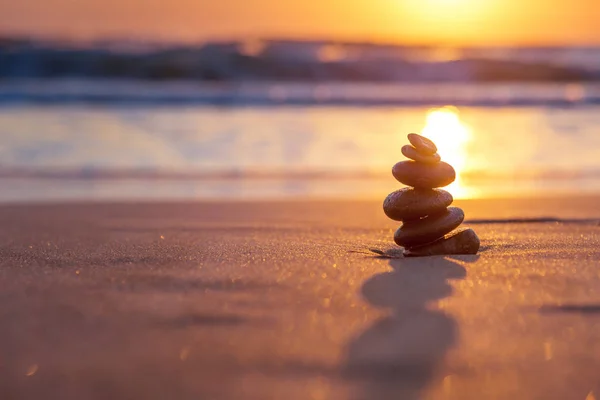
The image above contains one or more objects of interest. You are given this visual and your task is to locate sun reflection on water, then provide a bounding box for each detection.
[420,106,475,199]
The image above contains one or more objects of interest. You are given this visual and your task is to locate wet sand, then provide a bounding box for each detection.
[1,197,600,399]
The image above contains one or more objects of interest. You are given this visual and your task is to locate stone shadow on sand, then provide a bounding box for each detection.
[343,255,477,400]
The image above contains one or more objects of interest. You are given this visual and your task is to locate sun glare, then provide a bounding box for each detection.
[420,107,474,198]
[397,0,500,44]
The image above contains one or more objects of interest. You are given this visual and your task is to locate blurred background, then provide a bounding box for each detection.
[1,0,600,202]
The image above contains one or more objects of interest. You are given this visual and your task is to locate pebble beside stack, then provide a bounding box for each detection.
[383,133,480,257]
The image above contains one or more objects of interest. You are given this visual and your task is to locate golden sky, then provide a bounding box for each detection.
[1,0,599,45]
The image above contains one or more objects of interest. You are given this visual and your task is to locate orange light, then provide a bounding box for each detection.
[420,106,475,199]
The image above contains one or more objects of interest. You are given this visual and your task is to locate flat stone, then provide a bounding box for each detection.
[394,207,465,248]
[403,227,480,257]
[401,145,441,164]
[392,161,455,189]
[383,188,453,221]
[408,133,437,155]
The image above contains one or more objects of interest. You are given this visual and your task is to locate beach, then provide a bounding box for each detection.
[4,4,600,399]
[1,197,599,399]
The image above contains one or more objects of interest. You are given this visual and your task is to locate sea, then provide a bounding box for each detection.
[2,41,600,202]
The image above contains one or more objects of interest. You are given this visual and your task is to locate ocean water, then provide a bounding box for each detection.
[2,81,600,202]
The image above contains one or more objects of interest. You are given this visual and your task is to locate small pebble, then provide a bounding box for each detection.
[392,161,455,189]
[408,133,437,155]
[403,227,480,257]
[394,207,465,248]
[383,188,453,221]
[401,145,441,164]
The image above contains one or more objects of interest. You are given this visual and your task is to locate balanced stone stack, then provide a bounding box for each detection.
[383,133,480,257]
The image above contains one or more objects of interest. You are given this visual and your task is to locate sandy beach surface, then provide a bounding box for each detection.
[1,197,600,399]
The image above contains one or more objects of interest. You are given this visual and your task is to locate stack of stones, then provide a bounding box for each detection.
[383,133,480,257]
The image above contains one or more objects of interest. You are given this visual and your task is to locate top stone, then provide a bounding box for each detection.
[407,133,437,155]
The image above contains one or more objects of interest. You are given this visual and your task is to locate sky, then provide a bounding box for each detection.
[1,0,600,45]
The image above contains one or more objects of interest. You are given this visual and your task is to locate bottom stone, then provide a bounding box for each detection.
[403,227,480,257]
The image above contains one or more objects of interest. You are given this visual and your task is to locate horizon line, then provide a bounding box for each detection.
[2,31,600,49]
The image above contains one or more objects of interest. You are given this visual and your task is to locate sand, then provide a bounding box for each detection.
[1,197,600,399]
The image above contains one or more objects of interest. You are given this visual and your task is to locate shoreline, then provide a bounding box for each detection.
[2,194,600,217]
[3,174,600,205]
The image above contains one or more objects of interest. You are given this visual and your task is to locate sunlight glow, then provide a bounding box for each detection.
[401,0,495,18]
[430,0,462,4]
[398,0,501,44]
[420,106,475,199]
